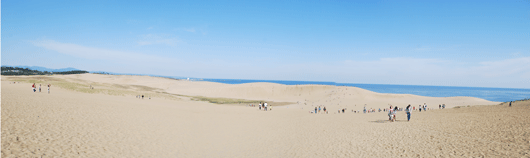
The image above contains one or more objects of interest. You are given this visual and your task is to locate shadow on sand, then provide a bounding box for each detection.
[370,120,407,123]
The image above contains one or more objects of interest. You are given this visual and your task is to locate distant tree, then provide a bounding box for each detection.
[1,66,88,76]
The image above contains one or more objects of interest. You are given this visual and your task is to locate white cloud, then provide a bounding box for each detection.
[333,57,530,88]
[147,26,154,30]
[137,34,180,46]
[24,40,530,88]
[472,57,530,78]
[413,45,460,52]
[414,46,431,51]
[250,57,530,88]
[32,40,173,64]
[184,28,195,33]
[176,26,207,35]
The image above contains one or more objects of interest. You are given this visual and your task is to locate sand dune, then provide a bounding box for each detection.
[2,74,528,157]
[56,74,497,110]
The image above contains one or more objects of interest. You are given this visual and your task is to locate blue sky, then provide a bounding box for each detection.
[2,0,530,88]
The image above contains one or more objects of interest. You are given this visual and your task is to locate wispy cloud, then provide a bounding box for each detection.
[258,57,529,88]
[472,57,530,78]
[336,57,530,87]
[126,19,139,24]
[24,40,530,88]
[137,34,180,46]
[184,28,195,33]
[414,46,431,51]
[147,26,154,30]
[32,40,173,63]
[176,26,208,35]
[414,45,460,52]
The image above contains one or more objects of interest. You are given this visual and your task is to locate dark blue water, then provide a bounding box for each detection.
[201,79,530,102]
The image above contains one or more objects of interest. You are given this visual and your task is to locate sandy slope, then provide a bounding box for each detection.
[2,74,528,157]
[57,74,496,111]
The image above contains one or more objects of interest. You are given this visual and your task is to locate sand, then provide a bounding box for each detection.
[2,74,528,157]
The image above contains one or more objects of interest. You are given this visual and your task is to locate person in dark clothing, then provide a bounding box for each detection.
[406,105,411,121]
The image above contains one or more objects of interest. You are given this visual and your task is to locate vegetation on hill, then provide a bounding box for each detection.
[1,66,88,75]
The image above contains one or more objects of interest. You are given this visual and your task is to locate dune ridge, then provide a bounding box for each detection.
[51,74,498,109]
[2,74,528,157]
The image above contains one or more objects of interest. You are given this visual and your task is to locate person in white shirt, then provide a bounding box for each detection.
[264,102,268,111]
[388,105,394,121]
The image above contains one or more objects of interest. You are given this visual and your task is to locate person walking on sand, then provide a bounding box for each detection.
[39,84,41,92]
[393,106,398,121]
[406,105,411,121]
[509,101,512,107]
[259,102,262,110]
[32,83,36,92]
[323,107,327,113]
[363,106,367,114]
[47,84,51,94]
[388,105,394,121]
[315,107,317,114]
[264,102,268,111]
[318,106,321,113]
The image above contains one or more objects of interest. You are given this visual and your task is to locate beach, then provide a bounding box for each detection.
[2,74,528,157]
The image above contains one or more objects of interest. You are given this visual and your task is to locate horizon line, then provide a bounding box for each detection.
[3,65,529,90]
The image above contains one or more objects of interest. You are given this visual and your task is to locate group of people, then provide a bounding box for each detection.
[136,95,150,99]
[312,106,328,114]
[258,102,271,111]
[311,106,360,114]
[32,83,50,94]
[388,105,398,122]
[417,103,446,112]
[338,108,346,113]
[419,103,428,112]
[388,104,413,122]
[307,102,449,117]
[309,105,407,115]
[363,107,377,113]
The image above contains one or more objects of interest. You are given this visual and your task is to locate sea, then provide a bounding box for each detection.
[200,79,530,102]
